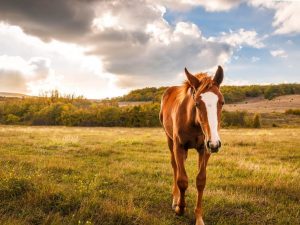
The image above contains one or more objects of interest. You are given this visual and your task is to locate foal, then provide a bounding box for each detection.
[160,66,224,225]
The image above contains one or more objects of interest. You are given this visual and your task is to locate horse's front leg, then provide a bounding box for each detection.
[173,140,188,215]
[167,137,180,210]
[195,151,210,225]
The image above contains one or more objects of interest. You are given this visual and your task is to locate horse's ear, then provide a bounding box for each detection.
[185,67,200,90]
[213,65,224,87]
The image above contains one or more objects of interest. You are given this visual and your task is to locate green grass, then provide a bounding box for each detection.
[0,126,299,225]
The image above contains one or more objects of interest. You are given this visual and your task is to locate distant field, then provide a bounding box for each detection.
[118,95,300,113]
[0,92,28,98]
[224,95,300,113]
[0,126,299,225]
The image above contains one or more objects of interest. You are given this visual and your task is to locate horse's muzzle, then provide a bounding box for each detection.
[207,140,221,153]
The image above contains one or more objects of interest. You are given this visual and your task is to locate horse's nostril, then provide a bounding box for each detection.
[207,140,221,152]
[206,141,211,149]
[207,140,221,148]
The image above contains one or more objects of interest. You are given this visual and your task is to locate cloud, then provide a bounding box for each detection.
[0,0,277,92]
[209,29,265,48]
[272,2,300,35]
[251,56,260,63]
[157,1,300,35]
[153,0,241,12]
[90,20,233,88]
[0,55,52,93]
[223,77,250,86]
[81,0,238,88]
[29,57,53,80]
[0,23,126,98]
[249,0,300,35]
[0,70,27,93]
[0,0,97,42]
[270,49,288,58]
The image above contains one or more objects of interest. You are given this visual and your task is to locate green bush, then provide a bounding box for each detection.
[5,114,20,124]
[32,103,64,125]
[221,111,249,127]
[221,111,263,128]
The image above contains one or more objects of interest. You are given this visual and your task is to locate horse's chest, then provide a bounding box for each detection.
[179,133,205,150]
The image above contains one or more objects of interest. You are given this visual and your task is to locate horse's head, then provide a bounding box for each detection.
[185,66,224,153]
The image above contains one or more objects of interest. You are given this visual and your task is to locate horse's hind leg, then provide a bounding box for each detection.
[167,137,180,210]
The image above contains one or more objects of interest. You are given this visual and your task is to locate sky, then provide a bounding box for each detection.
[0,0,299,99]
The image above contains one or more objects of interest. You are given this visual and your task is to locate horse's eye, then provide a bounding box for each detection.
[220,101,225,106]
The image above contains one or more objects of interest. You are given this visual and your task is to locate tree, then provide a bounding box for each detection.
[253,114,261,128]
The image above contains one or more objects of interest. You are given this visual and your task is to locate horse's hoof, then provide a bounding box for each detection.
[195,216,205,225]
[175,205,185,216]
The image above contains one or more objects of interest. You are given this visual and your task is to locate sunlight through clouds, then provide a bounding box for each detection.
[0,22,123,98]
[0,0,299,98]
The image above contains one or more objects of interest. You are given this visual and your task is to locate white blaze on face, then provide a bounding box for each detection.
[200,92,220,146]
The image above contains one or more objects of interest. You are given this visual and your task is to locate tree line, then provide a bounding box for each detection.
[114,83,300,103]
[0,94,160,127]
[0,92,264,128]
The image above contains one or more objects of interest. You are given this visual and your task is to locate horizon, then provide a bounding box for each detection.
[0,0,300,99]
[1,82,299,101]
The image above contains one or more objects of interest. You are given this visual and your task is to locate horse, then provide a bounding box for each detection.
[159,66,224,225]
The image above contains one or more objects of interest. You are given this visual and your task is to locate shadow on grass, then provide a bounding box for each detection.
[203,182,299,225]
[0,178,35,201]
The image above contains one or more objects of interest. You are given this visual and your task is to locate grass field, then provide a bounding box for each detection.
[0,126,299,225]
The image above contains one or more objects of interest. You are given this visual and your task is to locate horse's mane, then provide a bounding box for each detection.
[176,73,214,102]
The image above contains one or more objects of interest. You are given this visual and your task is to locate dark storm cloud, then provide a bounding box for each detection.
[86,28,150,60]
[0,0,98,42]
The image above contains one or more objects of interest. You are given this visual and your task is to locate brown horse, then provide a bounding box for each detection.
[159,66,224,225]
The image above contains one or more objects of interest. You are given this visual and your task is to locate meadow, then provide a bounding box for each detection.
[0,126,299,225]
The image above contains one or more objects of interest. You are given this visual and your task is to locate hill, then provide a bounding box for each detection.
[0,92,28,98]
[224,94,300,113]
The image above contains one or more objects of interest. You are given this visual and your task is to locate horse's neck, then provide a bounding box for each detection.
[181,93,198,126]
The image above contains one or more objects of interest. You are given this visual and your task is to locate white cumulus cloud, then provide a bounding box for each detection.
[209,29,265,48]
[270,49,288,58]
